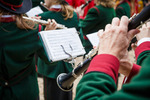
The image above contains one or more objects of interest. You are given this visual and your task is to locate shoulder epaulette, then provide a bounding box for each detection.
[92,7,100,15]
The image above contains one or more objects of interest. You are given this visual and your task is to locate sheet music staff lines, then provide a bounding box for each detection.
[39,28,85,62]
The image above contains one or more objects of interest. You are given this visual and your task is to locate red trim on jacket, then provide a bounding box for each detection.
[0,16,15,22]
[0,0,23,11]
[135,42,150,60]
[49,8,61,12]
[38,24,42,40]
[76,12,80,21]
[93,7,100,15]
[38,24,42,32]
[116,0,129,7]
[83,0,95,17]
[86,54,120,84]
[117,7,124,10]
[79,16,85,20]
[84,35,88,40]
[123,64,141,84]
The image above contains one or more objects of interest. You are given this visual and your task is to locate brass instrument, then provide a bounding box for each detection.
[23,16,67,29]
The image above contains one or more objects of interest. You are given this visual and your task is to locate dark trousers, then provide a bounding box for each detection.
[43,76,72,100]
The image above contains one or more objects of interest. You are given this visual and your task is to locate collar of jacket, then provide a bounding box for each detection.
[0,15,16,22]
[49,5,62,12]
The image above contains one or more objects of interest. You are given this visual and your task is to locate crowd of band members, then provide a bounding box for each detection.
[0,0,150,100]
[32,0,150,100]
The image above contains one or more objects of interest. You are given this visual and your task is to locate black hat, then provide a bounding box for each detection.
[0,0,32,14]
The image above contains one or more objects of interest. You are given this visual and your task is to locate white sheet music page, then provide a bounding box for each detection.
[86,32,99,47]
[26,6,43,17]
[39,28,86,62]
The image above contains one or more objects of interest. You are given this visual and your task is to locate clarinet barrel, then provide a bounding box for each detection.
[128,4,150,50]
[57,58,92,91]
[128,4,150,31]
[57,48,97,91]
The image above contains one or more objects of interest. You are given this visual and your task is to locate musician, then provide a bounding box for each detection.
[0,0,57,100]
[115,0,131,19]
[37,0,79,100]
[77,0,116,53]
[75,16,150,100]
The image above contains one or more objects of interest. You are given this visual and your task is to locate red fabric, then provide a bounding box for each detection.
[66,0,82,8]
[93,7,100,15]
[86,54,120,84]
[135,42,150,60]
[0,16,15,22]
[80,16,85,19]
[124,64,141,83]
[83,0,94,17]
[38,24,42,32]
[66,0,94,18]
[130,0,138,16]
[38,24,42,40]
[0,0,23,11]
[0,0,23,7]
[83,35,88,40]
[49,8,61,12]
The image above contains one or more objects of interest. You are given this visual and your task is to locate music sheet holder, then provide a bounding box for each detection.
[38,28,86,63]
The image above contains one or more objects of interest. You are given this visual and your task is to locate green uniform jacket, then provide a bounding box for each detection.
[37,10,79,79]
[0,21,49,100]
[75,42,150,100]
[79,5,116,53]
[116,1,131,19]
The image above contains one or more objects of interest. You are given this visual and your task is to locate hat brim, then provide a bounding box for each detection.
[0,0,32,14]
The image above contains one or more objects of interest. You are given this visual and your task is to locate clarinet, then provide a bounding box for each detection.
[57,4,150,92]
[81,0,92,9]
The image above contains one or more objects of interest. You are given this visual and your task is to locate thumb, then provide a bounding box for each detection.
[128,29,140,41]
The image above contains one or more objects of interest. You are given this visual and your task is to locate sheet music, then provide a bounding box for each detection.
[39,28,86,62]
[26,6,43,17]
[86,32,99,47]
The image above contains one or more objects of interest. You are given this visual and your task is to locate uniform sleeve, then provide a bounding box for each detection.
[123,64,141,84]
[75,42,150,100]
[79,7,100,34]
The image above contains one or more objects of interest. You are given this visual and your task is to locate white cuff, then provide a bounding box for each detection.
[137,38,150,46]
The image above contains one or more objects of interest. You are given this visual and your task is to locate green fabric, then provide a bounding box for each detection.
[79,5,116,53]
[75,51,150,100]
[32,0,44,8]
[0,22,48,100]
[38,11,79,30]
[116,2,131,19]
[37,10,79,78]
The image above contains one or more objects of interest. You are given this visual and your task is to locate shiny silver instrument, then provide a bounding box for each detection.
[23,16,67,29]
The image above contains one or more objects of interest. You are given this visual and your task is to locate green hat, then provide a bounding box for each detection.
[0,0,32,14]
